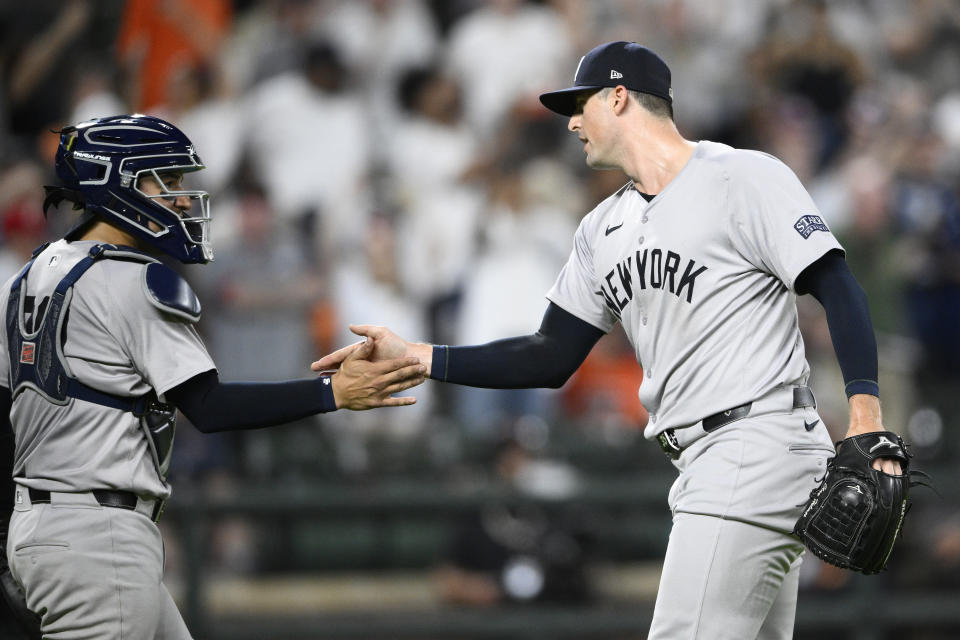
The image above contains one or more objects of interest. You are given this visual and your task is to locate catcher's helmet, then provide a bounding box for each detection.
[45,114,213,263]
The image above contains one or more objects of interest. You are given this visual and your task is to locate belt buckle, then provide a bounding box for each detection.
[657,430,682,460]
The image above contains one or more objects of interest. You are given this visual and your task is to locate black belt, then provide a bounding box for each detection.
[27,487,164,522]
[657,386,817,460]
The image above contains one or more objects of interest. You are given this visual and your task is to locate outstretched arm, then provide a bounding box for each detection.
[312,303,605,389]
[169,340,426,433]
[796,249,899,474]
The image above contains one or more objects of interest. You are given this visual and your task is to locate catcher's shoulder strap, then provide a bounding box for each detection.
[142,262,201,323]
[5,243,153,412]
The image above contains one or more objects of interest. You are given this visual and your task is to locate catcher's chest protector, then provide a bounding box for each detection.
[5,243,176,477]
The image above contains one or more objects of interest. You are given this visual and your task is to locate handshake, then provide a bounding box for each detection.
[313,325,432,411]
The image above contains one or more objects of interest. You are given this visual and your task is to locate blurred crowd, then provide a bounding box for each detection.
[2,0,960,609]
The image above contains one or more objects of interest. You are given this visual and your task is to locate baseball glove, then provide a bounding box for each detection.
[793,431,915,575]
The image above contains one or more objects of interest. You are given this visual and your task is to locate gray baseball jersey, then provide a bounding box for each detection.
[547,141,842,436]
[0,239,215,499]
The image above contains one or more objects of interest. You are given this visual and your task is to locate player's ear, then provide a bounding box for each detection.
[611,85,629,115]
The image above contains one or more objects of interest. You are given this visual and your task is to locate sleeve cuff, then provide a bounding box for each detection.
[430,345,449,382]
[318,376,338,412]
[845,379,879,398]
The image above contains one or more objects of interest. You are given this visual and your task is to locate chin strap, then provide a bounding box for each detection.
[42,186,85,216]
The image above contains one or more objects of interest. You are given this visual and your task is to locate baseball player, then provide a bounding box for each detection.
[313,42,903,639]
[0,114,426,639]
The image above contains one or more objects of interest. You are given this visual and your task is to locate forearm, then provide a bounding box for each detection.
[429,303,604,389]
[821,281,880,398]
[431,336,571,388]
[167,371,337,433]
[797,251,885,434]
[798,251,879,398]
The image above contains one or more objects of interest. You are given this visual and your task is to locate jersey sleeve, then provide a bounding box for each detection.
[727,152,843,292]
[546,218,617,333]
[111,266,216,396]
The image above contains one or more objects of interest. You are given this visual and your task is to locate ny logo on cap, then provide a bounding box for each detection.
[610,70,623,79]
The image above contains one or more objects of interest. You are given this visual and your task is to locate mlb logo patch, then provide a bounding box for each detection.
[20,341,35,365]
[794,214,829,239]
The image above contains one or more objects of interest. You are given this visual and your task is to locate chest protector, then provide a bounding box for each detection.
[5,243,177,478]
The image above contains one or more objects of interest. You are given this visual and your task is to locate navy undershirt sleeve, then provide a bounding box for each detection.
[795,249,879,397]
[166,370,337,433]
[430,302,605,389]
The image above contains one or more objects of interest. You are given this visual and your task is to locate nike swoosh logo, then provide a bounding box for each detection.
[605,223,624,236]
[804,419,820,432]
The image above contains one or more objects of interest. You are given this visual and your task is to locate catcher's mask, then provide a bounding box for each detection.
[44,114,213,264]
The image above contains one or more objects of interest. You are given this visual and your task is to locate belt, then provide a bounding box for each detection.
[656,386,816,460]
[27,487,165,523]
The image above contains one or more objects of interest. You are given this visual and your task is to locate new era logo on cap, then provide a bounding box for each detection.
[540,41,672,116]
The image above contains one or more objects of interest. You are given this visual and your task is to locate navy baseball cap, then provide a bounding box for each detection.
[539,41,672,116]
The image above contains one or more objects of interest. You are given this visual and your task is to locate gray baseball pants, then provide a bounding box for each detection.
[7,488,191,640]
[649,404,835,639]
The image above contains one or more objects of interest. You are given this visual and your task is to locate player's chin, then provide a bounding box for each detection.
[585,155,614,170]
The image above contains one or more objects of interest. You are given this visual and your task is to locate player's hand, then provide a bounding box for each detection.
[843,430,902,475]
[845,394,902,475]
[329,337,426,410]
[312,325,429,372]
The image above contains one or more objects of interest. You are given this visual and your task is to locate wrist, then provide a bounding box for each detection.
[847,393,883,434]
[405,342,434,376]
[319,375,338,412]
[428,344,448,381]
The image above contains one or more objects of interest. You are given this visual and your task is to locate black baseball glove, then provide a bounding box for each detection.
[793,431,914,575]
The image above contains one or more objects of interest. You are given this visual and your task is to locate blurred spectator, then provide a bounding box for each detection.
[159,62,243,196]
[325,214,434,461]
[0,161,49,278]
[388,65,482,200]
[67,62,126,125]
[117,0,232,112]
[388,65,485,341]
[192,181,325,383]
[452,152,576,434]
[243,39,372,255]
[190,181,329,479]
[444,0,572,137]
[0,0,96,154]
[434,437,590,607]
[892,129,960,452]
[880,0,960,98]
[562,327,647,434]
[317,0,440,137]
[750,0,867,169]
[221,0,322,92]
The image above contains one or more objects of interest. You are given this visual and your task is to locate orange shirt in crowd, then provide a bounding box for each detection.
[117,0,231,111]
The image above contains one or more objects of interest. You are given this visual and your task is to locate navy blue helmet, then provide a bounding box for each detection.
[44,114,213,263]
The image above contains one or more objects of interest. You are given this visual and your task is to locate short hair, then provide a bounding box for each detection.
[598,87,674,120]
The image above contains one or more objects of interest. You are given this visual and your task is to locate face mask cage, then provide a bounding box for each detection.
[127,160,213,262]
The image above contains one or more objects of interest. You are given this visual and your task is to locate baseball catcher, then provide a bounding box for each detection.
[793,431,922,574]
